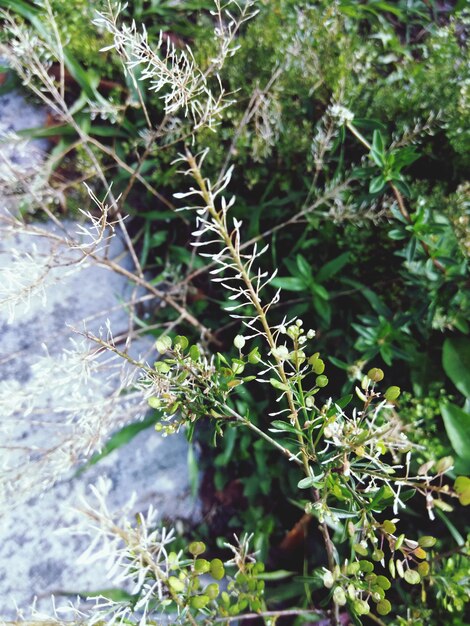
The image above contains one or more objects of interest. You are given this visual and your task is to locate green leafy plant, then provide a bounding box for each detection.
[0,0,469,624]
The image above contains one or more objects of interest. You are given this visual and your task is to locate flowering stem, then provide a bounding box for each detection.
[186,150,337,581]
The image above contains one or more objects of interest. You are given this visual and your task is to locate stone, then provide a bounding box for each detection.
[0,94,199,619]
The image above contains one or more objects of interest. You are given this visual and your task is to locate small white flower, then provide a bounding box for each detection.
[329,104,355,125]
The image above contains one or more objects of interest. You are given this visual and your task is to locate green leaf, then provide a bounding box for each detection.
[269,420,302,435]
[435,509,465,546]
[370,148,386,168]
[341,278,391,316]
[454,476,470,506]
[369,175,386,194]
[442,336,470,397]
[372,129,385,156]
[311,282,329,300]
[393,179,412,198]
[255,569,294,581]
[440,402,470,460]
[269,378,289,391]
[317,252,350,283]
[215,427,237,466]
[329,356,350,370]
[392,146,420,170]
[15,124,75,139]
[335,394,353,409]
[388,228,407,240]
[297,474,324,489]
[270,276,307,291]
[296,254,311,280]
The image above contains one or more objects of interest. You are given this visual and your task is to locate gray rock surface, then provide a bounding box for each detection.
[0,90,49,168]
[0,93,199,619]
[0,90,50,215]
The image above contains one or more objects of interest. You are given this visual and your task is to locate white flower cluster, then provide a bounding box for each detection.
[0,332,147,512]
[73,477,177,625]
[0,245,56,324]
[94,1,258,132]
[329,103,355,126]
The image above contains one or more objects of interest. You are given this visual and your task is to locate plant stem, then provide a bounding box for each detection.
[186,150,338,605]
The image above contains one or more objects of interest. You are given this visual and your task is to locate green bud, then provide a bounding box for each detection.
[168,552,179,570]
[395,533,405,550]
[323,570,335,588]
[205,583,220,599]
[384,385,401,402]
[148,397,161,409]
[189,541,206,556]
[333,587,347,606]
[308,352,320,365]
[367,368,384,382]
[404,569,421,585]
[347,562,360,575]
[210,558,225,580]
[372,549,385,562]
[382,520,396,534]
[190,595,209,610]
[234,335,246,350]
[359,560,374,573]
[248,347,261,364]
[155,335,172,354]
[371,586,385,600]
[377,599,392,616]
[312,359,325,374]
[194,559,211,574]
[174,335,189,350]
[168,576,185,592]
[316,375,328,388]
[436,456,454,474]
[189,344,200,361]
[418,535,437,548]
[376,575,391,590]
[418,561,430,577]
[353,599,370,615]
[414,547,427,560]
[353,543,368,556]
